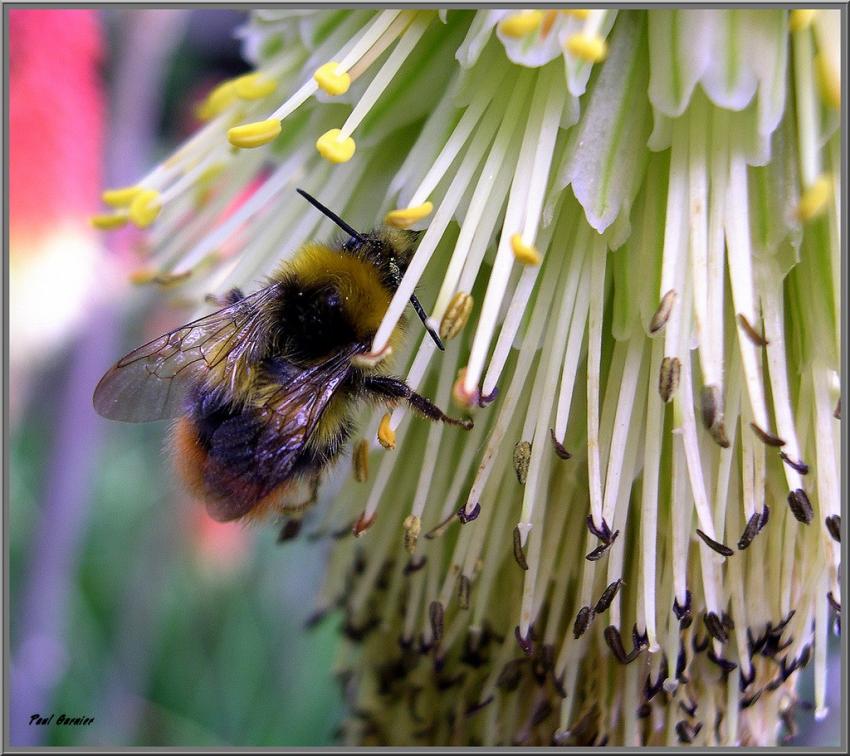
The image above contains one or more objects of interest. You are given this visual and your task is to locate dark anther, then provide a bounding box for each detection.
[779,451,809,475]
[658,356,681,402]
[691,632,710,654]
[604,625,629,663]
[435,670,464,690]
[787,488,813,524]
[704,612,729,643]
[515,625,533,656]
[429,601,444,644]
[825,514,841,542]
[586,529,620,561]
[424,509,457,539]
[457,501,481,524]
[827,591,841,614]
[737,313,768,346]
[738,663,756,690]
[637,703,652,719]
[586,514,613,543]
[774,609,796,633]
[644,655,669,701]
[632,624,649,652]
[531,700,553,727]
[737,512,762,550]
[834,397,840,420]
[553,673,567,698]
[496,659,525,692]
[304,607,329,630]
[750,421,785,447]
[549,428,572,459]
[759,503,770,530]
[573,606,594,639]
[343,615,380,641]
[277,518,302,542]
[673,590,693,629]
[740,690,762,709]
[678,698,697,718]
[675,720,702,743]
[706,649,737,674]
[432,655,446,674]
[675,642,688,681]
[464,695,494,718]
[696,528,734,557]
[722,612,735,632]
[403,555,427,575]
[478,385,499,407]
[594,578,623,614]
[513,526,529,570]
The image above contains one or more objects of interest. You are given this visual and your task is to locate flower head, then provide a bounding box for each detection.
[98,9,841,746]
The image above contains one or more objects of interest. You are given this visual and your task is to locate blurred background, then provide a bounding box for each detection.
[6,7,839,748]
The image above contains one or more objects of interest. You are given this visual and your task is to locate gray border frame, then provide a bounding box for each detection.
[1,1,846,753]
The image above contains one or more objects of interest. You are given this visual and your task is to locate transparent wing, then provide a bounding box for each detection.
[93,285,281,422]
[201,346,363,521]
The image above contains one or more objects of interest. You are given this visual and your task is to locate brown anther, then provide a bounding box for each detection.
[758,503,770,531]
[649,289,677,333]
[834,397,841,420]
[750,421,786,447]
[403,555,427,575]
[787,488,813,524]
[512,525,529,571]
[440,291,473,341]
[825,514,840,542]
[403,514,421,553]
[429,601,444,644]
[513,440,532,484]
[659,356,681,402]
[353,438,369,482]
[701,385,731,448]
[573,606,594,638]
[703,611,729,643]
[594,578,623,614]
[424,509,458,539]
[549,427,572,459]
[826,591,840,613]
[695,528,734,557]
[779,451,809,475]
[603,625,629,664]
[737,512,762,550]
[586,515,613,542]
[586,529,619,561]
[497,659,524,691]
[706,648,737,673]
[737,313,768,346]
[352,511,377,537]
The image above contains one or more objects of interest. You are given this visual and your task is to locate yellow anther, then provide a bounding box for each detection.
[102,186,142,207]
[233,72,277,100]
[440,291,474,341]
[353,438,369,482]
[129,268,157,285]
[313,61,351,96]
[196,80,238,120]
[789,9,817,32]
[562,9,591,20]
[796,175,833,221]
[403,514,421,554]
[815,53,840,110]
[498,10,544,38]
[128,189,162,228]
[153,270,192,288]
[227,119,282,149]
[511,234,541,266]
[316,128,356,164]
[378,414,396,449]
[565,32,608,62]
[385,201,433,228]
[90,213,128,230]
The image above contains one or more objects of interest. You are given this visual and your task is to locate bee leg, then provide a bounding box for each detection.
[204,287,245,308]
[363,376,473,430]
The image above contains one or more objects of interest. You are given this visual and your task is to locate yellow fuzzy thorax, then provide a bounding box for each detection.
[276,242,393,342]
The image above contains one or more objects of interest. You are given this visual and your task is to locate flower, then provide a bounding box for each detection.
[97,9,841,746]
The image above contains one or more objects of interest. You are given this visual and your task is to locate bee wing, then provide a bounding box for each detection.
[93,285,281,422]
[202,346,363,521]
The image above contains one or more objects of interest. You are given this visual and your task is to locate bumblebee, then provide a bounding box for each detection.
[94,190,472,523]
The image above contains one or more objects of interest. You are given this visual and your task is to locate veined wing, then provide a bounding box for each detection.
[93,284,281,422]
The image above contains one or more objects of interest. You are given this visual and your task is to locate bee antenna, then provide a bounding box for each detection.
[409,293,445,351]
[296,188,364,242]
